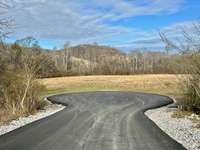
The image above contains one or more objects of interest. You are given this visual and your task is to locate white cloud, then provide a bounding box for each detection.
[5,0,185,48]
[104,20,200,50]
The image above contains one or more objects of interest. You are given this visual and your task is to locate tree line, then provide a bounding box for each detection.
[49,44,186,76]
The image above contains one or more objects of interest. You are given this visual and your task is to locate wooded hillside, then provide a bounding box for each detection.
[47,44,186,76]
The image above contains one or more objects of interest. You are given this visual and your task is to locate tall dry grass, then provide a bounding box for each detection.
[181,55,200,113]
[0,72,47,124]
[41,74,181,97]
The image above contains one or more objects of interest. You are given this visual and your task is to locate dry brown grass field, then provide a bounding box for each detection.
[40,74,183,99]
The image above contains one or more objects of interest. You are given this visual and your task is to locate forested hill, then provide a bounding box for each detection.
[50,44,125,61]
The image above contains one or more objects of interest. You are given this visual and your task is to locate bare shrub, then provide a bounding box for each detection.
[160,22,200,113]
[0,40,48,123]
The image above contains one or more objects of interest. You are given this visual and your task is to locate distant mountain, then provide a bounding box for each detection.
[50,44,125,61]
[70,44,123,56]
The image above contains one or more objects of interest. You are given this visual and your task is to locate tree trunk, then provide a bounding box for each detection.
[20,76,31,110]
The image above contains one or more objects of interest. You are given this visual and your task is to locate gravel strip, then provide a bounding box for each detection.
[0,103,65,136]
[145,107,200,150]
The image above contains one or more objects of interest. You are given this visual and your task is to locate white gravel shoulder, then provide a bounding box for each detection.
[145,106,200,150]
[0,102,65,136]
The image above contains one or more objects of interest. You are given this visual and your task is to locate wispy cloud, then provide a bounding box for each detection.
[6,0,186,48]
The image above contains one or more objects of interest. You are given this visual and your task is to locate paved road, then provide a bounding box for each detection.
[0,91,186,150]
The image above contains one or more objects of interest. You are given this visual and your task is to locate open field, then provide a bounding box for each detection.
[41,74,183,99]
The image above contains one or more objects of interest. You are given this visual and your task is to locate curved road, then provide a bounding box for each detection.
[0,91,186,150]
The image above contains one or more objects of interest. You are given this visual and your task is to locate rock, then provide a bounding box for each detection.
[0,104,65,136]
[145,106,200,150]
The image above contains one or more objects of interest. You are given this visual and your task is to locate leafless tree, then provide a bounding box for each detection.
[0,1,13,40]
[160,21,200,112]
[63,41,71,72]
[159,21,200,54]
[2,37,49,111]
[0,1,13,68]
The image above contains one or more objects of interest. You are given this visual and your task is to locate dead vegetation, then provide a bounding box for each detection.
[50,44,185,76]
[161,21,200,114]
[0,42,48,124]
[41,74,181,97]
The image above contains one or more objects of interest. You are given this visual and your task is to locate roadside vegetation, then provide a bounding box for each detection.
[160,22,200,114]
[181,55,200,113]
[0,40,48,124]
[0,2,50,124]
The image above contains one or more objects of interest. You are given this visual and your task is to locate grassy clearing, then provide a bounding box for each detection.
[40,74,182,99]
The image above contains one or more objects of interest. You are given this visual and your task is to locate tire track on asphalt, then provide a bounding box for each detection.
[0,91,186,150]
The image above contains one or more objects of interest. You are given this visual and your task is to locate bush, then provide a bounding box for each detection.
[0,71,46,117]
[25,80,47,113]
[181,54,200,114]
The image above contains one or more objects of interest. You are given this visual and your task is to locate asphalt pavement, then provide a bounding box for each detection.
[0,91,186,150]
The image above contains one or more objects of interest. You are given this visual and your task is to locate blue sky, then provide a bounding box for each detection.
[4,0,200,51]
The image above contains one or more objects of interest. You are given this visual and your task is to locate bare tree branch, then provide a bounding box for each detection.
[0,1,12,39]
[159,21,200,54]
